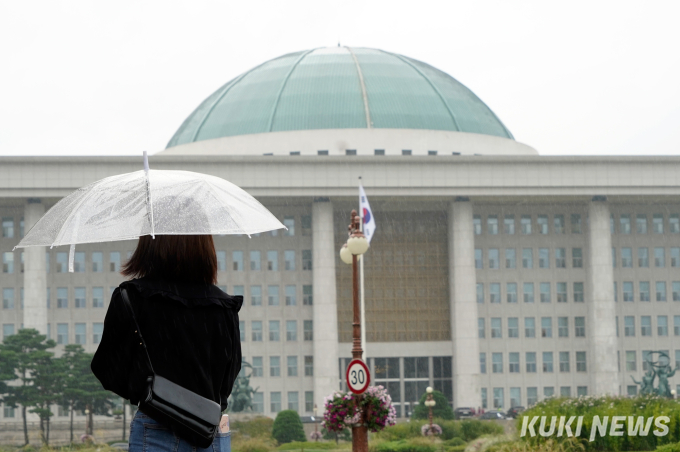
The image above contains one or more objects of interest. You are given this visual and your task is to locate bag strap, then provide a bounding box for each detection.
[120,287,156,375]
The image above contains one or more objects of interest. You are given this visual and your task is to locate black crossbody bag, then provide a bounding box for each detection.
[120,288,221,448]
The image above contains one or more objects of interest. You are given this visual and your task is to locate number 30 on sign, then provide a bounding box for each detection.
[346,359,371,394]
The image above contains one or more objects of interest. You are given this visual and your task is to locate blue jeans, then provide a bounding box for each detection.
[129,410,230,452]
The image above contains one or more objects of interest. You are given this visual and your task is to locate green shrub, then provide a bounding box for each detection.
[445,446,466,452]
[412,391,454,420]
[232,416,275,439]
[443,437,466,447]
[277,442,341,450]
[376,421,425,441]
[374,438,437,452]
[656,444,680,452]
[457,419,503,441]
[272,410,307,444]
[232,437,277,452]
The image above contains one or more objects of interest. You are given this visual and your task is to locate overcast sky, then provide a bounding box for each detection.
[1,1,679,157]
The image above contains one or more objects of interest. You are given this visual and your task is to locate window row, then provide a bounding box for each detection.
[1,322,106,345]
[240,320,313,342]
[473,214,584,235]
[622,350,680,373]
[619,316,680,337]
[2,287,116,310]
[614,281,680,302]
[476,282,584,304]
[242,355,314,378]
[217,250,312,272]
[481,386,588,410]
[479,317,586,339]
[217,285,313,306]
[245,390,314,414]
[611,214,680,235]
[474,248,583,270]
[612,247,680,268]
[1,217,24,239]
[480,351,587,374]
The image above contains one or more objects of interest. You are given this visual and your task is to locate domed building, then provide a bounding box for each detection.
[1,47,679,428]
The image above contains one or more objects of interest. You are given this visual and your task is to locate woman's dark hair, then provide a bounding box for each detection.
[121,235,217,284]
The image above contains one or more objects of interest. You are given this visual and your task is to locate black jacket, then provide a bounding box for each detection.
[91,277,242,412]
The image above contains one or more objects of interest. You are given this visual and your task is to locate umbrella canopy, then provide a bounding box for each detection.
[14,157,285,271]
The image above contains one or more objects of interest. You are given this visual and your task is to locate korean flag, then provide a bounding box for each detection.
[359,185,376,243]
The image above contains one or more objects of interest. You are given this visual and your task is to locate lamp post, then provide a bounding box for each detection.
[424,387,436,434]
[339,209,369,452]
[314,404,319,441]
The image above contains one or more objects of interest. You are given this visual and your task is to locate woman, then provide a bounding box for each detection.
[91,234,242,452]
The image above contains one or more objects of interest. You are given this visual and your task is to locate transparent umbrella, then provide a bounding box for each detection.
[14,153,285,271]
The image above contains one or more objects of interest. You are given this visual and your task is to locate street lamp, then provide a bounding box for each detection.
[339,209,369,452]
[424,387,436,434]
[314,404,319,441]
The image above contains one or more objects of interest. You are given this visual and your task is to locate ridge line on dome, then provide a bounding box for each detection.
[378,49,461,132]
[346,46,372,129]
[266,48,318,132]
[189,57,276,142]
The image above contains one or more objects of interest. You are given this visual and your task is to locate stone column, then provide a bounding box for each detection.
[23,199,47,334]
[449,198,480,408]
[587,197,618,395]
[312,199,340,408]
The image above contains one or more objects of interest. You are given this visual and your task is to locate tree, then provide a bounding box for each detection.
[412,389,454,420]
[272,410,306,444]
[26,345,65,445]
[0,329,56,446]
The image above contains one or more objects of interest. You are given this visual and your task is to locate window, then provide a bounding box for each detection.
[487,215,498,234]
[267,251,278,270]
[92,287,104,308]
[303,320,313,341]
[493,388,504,409]
[478,318,485,338]
[489,283,500,303]
[642,351,653,371]
[559,352,570,372]
[305,356,313,376]
[636,214,647,234]
[523,283,534,303]
[506,283,517,303]
[287,356,298,377]
[75,323,86,345]
[473,215,482,235]
[544,387,554,398]
[674,282,680,301]
[612,248,616,268]
[538,248,549,268]
[46,252,50,274]
[504,215,515,234]
[575,317,585,337]
[270,391,282,413]
[269,321,280,341]
[303,285,313,305]
[572,248,583,268]
[270,357,281,377]
[57,287,67,308]
[526,352,537,372]
[675,316,680,336]
[521,215,532,234]
[657,282,667,302]
[231,251,243,271]
[654,247,665,268]
[268,285,279,306]
[345,149,356,155]
[250,392,263,413]
[92,252,103,272]
[554,248,566,268]
[252,357,263,377]
[626,351,636,371]
[571,214,582,234]
[476,283,484,304]
[671,248,680,267]
[623,281,633,301]
[640,282,650,302]
[46,288,50,309]
[220,251,231,271]
[620,214,631,234]
[286,320,297,341]
[670,214,680,233]
[522,248,533,268]
[658,316,668,336]
[653,214,664,233]
[239,321,245,342]
[614,282,618,302]
[622,247,632,267]
[284,250,296,270]
[474,249,482,269]
[554,214,565,234]
[476,387,484,409]
[305,391,314,412]
[286,391,299,412]
[624,316,635,336]
[525,317,536,338]
[491,318,502,338]
[74,287,86,308]
[558,317,568,337]
[247,250,260,271]
[302,250,312,270]
[234,284,244,297]
[541,317,552,338]
[509,353,520,373]
[508,317,519,338]
[641,316,652,336]
[3,324,15,339]
[480,353,486,373]
[109,252,120,272]
[1,217,13,238]
[543,352,554,372]
[556,282,567,303]
[505,248,516,268]
[540,283,551,303]
[251,286,262,306]
[2,288,14,309]
[57,323,68,345]
[573,282,584,302]
[537,215,549,234]
[2,252,14,274]
[560,387,571,397]
[492,353,503,373]
[402,149,412,155]
[301,215,312,236]
[252,321,263,341]
[638,247,649,267]
[285,285,297,306]
[576,352,587,372]
[527,387,538,406]
[283,216,295,236]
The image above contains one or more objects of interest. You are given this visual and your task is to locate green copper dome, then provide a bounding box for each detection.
[167,47,513,148]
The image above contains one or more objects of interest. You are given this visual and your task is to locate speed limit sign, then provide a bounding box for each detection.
[346,359,371,394]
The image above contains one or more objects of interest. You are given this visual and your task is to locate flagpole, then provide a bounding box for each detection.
[359,178,367,362]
